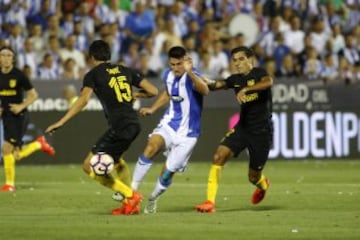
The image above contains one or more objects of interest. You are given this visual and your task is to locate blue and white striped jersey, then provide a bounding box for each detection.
[159,69,204,138]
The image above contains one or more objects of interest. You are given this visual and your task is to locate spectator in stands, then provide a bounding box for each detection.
[2,1,28,28]
[122,41,140,69]
[59,34,86,78]
[209,40,230,78]
[61,0,81,15]
[303,46,322,80]
[250,1,269,35]
[309,16,331,56]
[61,12,75,37]
[27,0,55,30]
[345,0,360,31]
[107,0,128,30]
[37,53,59,80]
[0,0,358,84]
[60,58,79,81]
[137,52,158,78]
[162,17,183,49]
[321,1,345,32]
[329,23,345,54]
[279,5,293,32]
[7,22,24,53]
[73,20,88,52]
[264,57,276,77]
[43,14,66,42]
[284,15,305,55]
[183,34,200,69]
[28,23,45,56]
[321,53,339,83]
[76,2,95,40]
[141,36,163,74]
[169,1,189,38]
[46,35,62,71]
[186,19,202,49]
[297,33,313,72]
[276,53,300,78]
[338,32,360,66]
[233,33,246,48]
[338,56,354,85]
[259,15,283,57]
[123,1,155,49]
[93,0,110,26]
[101,33,120,64]
[273,32,290,72]
[17,37,37,79]
[252,42,267,67]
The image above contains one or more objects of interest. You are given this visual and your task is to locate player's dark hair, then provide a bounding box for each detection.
[231,46,254,58]
[89,40,111,61]
[0,46,16,64]
[168,46,186,59]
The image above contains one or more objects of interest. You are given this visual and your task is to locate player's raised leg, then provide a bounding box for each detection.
[83,153,142,215]
[16,136,55,159]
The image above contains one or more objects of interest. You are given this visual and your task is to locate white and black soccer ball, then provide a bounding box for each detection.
[90,153,114,176]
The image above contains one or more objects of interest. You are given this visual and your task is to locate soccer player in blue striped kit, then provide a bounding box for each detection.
[114,46,209,213]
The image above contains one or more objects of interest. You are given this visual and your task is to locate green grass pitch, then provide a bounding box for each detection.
[0,160,359,240]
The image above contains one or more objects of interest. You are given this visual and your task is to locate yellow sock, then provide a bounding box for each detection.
[255,174,268,190]
[207,165,222,203]
[88,171,133,198]
[116,158,131,187]
[3,154,15,186]
[17,142,41,160]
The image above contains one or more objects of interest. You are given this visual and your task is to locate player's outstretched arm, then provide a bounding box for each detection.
[203,77,227,91]
[45,87,93,134]
[139,90,170,116]
[133,79,159,99]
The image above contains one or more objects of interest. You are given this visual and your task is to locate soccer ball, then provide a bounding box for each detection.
[90,153,114,176]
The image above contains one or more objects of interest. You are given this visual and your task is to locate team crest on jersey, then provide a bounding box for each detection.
[247,79,255,86]
[9,79,17,88]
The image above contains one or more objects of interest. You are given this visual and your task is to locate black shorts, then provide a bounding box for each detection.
[91,123,141,163]
[2,111,29,147]
[220,126,272,171]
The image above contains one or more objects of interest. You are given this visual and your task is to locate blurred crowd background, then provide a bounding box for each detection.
[0,0,359,84]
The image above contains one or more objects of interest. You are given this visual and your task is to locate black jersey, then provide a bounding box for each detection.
[83,63,143,128]
[0,67,33,115]
[226,67,272,134]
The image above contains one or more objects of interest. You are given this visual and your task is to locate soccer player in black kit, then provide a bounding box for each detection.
[45,40,158,215]
[0,46,55,192]
[195,46,273,213]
